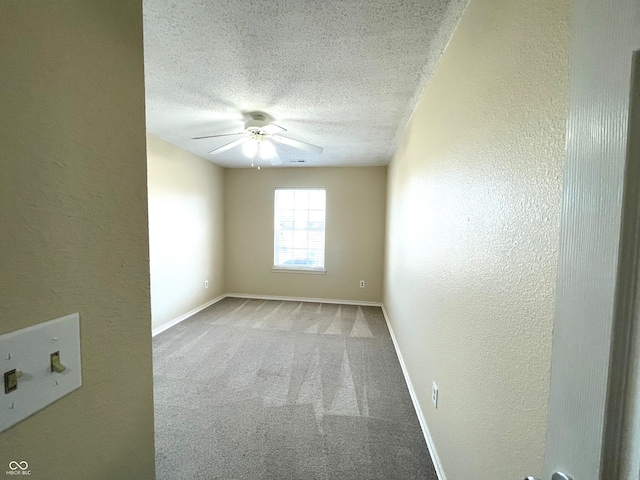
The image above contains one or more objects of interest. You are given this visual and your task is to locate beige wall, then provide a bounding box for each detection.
[384,0,569,477]
[0,2,155,479]
[225,167,386,303]
[147,134,225,331]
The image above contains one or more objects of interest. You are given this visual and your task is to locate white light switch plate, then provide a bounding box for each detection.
[0,313,82,432]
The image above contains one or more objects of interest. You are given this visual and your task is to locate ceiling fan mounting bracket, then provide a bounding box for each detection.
[249,112,267,122]
[245,113,270,132]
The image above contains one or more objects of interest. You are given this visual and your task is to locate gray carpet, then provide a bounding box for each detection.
[153,297,437,480]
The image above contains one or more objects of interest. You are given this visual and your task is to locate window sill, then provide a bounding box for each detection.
[272,267,327,275]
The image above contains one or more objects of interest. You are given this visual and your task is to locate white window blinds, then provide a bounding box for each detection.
[274,188,326,271]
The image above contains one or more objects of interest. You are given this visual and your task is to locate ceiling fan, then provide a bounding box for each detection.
[192,113,323,166]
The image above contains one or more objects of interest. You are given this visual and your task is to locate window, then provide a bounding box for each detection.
[274,188,326,272]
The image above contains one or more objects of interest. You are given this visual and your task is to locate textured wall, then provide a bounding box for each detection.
[383,0,569,478]
[225,167,386,303]
[147,134,225,330]
[0,2,156,479]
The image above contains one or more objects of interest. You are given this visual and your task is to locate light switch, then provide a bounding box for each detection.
[0,313,82,432]
[50,351,66,373]
[4,369,19,394]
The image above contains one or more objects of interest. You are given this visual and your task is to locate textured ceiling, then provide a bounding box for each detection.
[143,0,467,168]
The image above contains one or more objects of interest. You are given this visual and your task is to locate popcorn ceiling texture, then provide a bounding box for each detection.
[143,0,468,168]
[383,0,570,478]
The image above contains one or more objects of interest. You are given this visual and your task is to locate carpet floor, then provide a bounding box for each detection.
[153,297,437,480]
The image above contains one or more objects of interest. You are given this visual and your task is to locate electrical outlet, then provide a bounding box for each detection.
[432,382,438,408]
[204,280,209,288]
[359,280,365,288]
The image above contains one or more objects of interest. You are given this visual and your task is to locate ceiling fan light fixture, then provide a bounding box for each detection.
[260,140,276,159]
[242,139,258,158]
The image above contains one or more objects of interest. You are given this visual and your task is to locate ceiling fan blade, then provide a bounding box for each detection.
[209,137,250,154]
[268,149,282,166]
[272,135,323,154]
[262,123,287,134]
[258,140,281,165]
[192,132,245,140]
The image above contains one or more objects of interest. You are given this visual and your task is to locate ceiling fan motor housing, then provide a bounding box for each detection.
[245,113,269,132]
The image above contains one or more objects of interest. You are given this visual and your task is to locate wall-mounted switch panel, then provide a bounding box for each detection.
[0,313,82,432]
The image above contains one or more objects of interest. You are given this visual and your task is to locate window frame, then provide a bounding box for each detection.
[272,187,327,274]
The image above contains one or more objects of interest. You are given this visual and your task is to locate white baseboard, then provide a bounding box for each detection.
[151,294,226,337]
[381,304,447,480]
[225,293,382,307]
[153,293,381,336]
